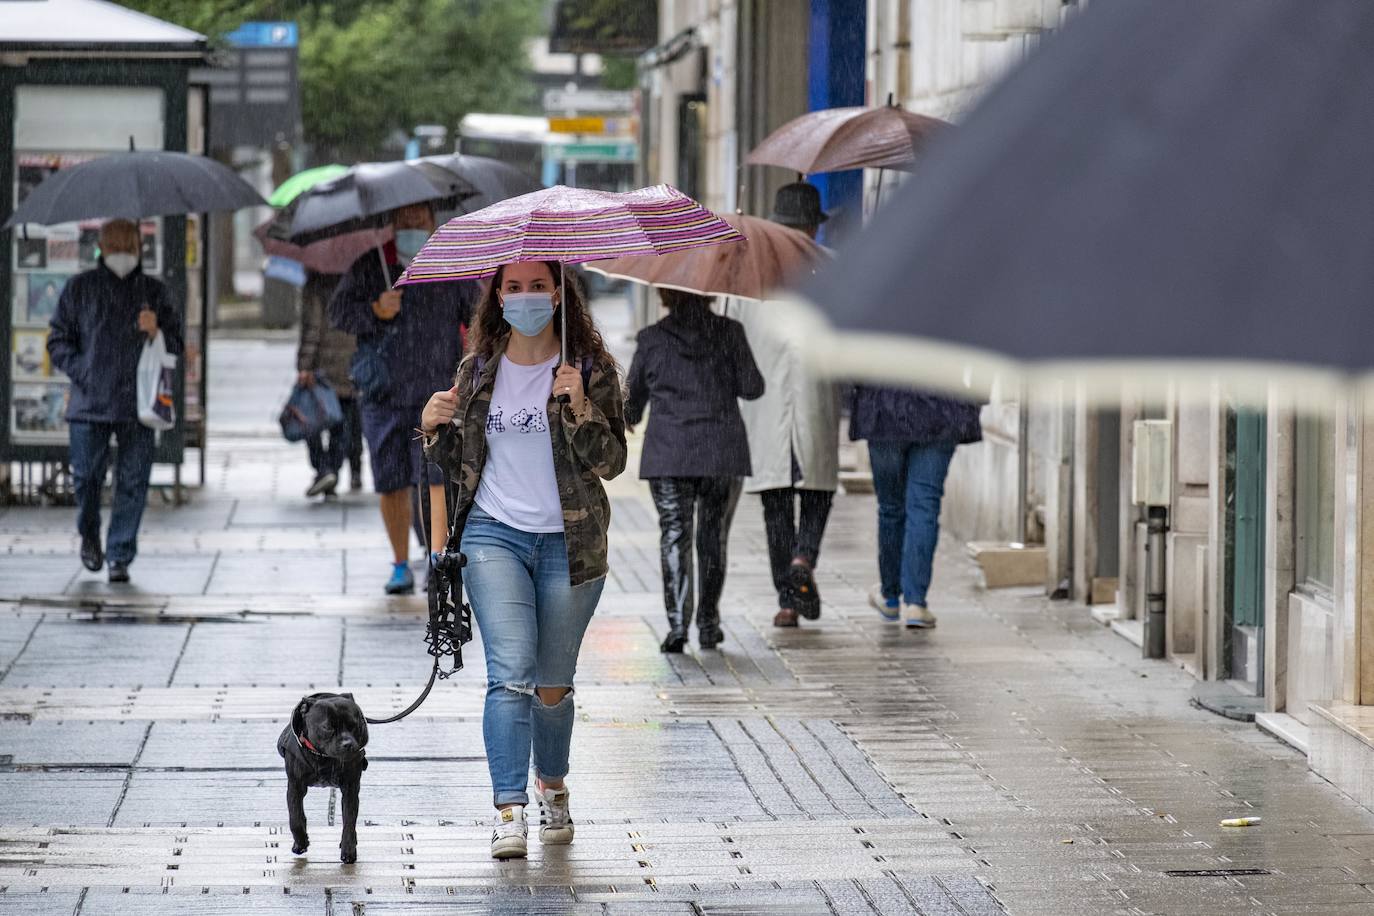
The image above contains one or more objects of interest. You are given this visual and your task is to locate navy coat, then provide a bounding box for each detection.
[46,260,183,424]
[329,245,477,409]
[625,303,765,478]
[848,385,983,446]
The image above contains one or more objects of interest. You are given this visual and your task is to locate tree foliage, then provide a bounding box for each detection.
[123,0,545,160]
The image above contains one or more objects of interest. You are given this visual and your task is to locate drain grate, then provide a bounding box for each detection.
[1165,868,1272,878]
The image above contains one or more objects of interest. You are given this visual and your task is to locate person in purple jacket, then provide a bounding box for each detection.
[329,202,478,594]
[849,385,982,629]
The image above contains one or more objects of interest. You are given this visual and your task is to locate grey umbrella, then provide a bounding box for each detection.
[803,0,1374,392]
[4,151,265,227]
[415,153,543,212]
[265,159,473,246]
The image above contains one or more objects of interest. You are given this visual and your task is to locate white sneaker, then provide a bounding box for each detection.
[490,806,528,859]
[903,603,937,629]
[868,585,900,622]
[534,783,574,845]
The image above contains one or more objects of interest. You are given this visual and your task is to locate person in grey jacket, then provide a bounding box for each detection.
[46,218,183,583]
[296,270,362,497]
[625,289,765,652]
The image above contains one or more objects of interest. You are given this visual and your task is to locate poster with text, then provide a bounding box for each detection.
[11,328,50,381]
[10,382,69,443]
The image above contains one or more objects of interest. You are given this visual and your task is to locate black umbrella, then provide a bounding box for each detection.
[266,160,473,245]
[414,153,543,212]
[4,151,265,228]
[804,0,1374,393]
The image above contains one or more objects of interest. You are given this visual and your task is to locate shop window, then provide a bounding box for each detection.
[1295,412,1336,594]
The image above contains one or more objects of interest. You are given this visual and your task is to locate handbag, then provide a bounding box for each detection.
[279,376,344,442]
[350,324,396,401]
[136,330,177,431]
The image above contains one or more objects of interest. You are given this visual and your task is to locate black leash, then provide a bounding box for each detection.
[364,458,472,725]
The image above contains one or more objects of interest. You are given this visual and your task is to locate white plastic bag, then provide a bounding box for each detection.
[136,330,177,431]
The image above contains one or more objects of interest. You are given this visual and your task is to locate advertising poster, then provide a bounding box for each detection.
[10,382,69,442]
[11,329,51,381]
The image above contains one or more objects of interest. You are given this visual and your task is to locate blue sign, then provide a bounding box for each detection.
[226,22,298,48]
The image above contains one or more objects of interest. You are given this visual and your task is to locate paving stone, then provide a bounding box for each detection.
[0,720,147,766]
[0,617,189,688]
[0,770,126,825]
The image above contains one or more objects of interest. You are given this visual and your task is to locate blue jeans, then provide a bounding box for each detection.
[461,505,604,808]
[68,421,155,567]
[868,441,957,608]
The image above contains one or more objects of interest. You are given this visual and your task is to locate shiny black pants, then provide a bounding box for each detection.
[759,488,834,607]
[648,476,742,640]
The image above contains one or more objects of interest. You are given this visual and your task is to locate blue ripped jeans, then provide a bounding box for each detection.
[461,505,604,808]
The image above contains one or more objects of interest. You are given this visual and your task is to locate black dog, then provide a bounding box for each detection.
[276,692,369,863]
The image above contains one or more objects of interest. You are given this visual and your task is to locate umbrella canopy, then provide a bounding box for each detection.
[584,213,825,302]
[413,154,543,212]
[746,105,948,174]
[268,164,349,208]
[5,151,265,227]
[397,185,746,284]
[266,159,474,245]
[253,219,392,275]
[801,0,1374,398]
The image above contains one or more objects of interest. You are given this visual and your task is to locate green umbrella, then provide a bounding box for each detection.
[268,164,349,208]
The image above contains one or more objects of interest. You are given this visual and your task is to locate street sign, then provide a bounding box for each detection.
[543,88,635,113]
[224,21,298,48]
[548,141,638,163]
[549,116,607,135]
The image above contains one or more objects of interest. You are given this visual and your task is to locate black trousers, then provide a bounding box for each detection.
[759,487,834,608]
[649,476,742,637]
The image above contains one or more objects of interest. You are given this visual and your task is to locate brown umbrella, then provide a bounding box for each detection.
[584,213,826,302]
[746,105,948,174]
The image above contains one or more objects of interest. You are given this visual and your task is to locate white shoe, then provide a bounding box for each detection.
[869,585,900,621]
[903,603,937,629]
[490,806,528,859]
[534,783,574,845]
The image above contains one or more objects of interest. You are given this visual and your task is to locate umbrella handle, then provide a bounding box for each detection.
[557,265,570,404]
[376,244,392,288]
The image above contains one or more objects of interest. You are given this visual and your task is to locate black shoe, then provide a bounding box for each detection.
[306,472,337,498]
[80,536,103,572]
[788,561,822,620]
[699,627,725,650]
[108,563,130,583]
[660,630,687,653]
[350,463,364,491]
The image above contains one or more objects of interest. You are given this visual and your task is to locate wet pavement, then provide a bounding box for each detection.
[3,325,1374,914]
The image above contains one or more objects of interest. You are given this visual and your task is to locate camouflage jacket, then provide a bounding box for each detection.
[424,338,627,586]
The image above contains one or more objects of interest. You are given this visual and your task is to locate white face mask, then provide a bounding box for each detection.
[105,253,138,279]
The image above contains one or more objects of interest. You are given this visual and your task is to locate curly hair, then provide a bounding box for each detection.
[466,261,615,368]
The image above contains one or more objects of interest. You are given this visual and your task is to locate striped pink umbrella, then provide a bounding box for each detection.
[395,184,745,285]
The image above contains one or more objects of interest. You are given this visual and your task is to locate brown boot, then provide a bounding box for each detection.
[772,607,800,628]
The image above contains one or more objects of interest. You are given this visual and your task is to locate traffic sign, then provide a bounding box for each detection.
[549,116,607,135]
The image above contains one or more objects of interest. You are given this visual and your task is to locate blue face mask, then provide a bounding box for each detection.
[394,229,429,261]
[502,292,556,337]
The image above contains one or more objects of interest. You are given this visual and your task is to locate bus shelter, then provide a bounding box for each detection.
[0,0,208,501]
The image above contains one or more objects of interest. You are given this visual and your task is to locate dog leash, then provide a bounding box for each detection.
[364,459,472,725]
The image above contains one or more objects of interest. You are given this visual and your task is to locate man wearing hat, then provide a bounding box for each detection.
[769,181,829,240]
[735,181,842,627]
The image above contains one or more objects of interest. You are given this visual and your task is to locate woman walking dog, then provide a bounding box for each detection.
[421,261,625,860]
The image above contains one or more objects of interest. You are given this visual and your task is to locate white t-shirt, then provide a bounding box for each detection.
[474,354,564,533]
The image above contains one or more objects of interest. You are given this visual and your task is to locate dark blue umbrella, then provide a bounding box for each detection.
[4,151,265,227]
[803,0,1374,392]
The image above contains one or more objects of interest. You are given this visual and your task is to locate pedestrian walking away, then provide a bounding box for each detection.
[626,289,765,653]
[296,270,363,497]
[45,218,184,584]
[421,260,626,861]
[330,202,478,595]
[736,181,840,629]
[849,385,982,628]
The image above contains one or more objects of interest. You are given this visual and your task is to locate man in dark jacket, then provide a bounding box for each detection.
[849,386,982,629]
[329,202,478,595]
[47,218,183,583]
[625,290,764,652]
[297,270,361,498]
